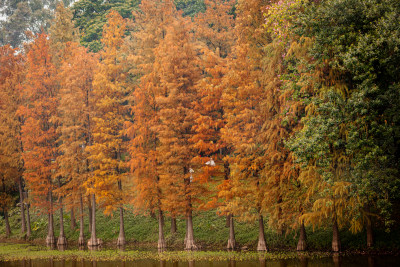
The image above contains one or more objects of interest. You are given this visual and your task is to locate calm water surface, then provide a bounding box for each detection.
[1,256,399,267]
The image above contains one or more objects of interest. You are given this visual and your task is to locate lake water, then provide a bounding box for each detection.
[1,256,399,267]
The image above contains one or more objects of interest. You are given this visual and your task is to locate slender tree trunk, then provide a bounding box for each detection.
[171,216,177,235]
[57,204,67,246]
[78,194,85,247]
[226,214,236,250]
[117,205,125,246]
[70,208,76,230]
[1,178,11,237]
[26,202,31,238]
[226,214,231,228]
[366,219,374,248]
[257,214,267,251]
[88,194,99,247]
[18,177,26,234]
[117,180,125,247]
[57,178,67,246]
[46,189,55,247]
[332,218,341,252]
[158,209,166,251]
[184,217,188,247]
[296,223,307,251]
[88,196,92,232]
[185,210,197,250]
[4,210,11,238]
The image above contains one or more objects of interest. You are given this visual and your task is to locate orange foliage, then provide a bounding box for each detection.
[19,33,59,213]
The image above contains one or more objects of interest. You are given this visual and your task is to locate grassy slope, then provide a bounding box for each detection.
[1,206,399,251]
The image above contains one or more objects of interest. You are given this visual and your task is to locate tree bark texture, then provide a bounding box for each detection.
[117,205,126,246]
[4,211,11,237]
[78,194,85,247]
[18,177,26,234]
[366,218,374,248]
[184,210,197,250]
[226,214,236,250]
[257,214,267,251]
[26,201,31,238]
[332,218,341,252]
[171,216,177,235]
[158,209,166,251]
[70,208,76,230]
[88,194,99,247]
[296,222,307,251]
[117,180,125,247]
[88,196,92,232]
[57,205,67,246]
[46,189,55,247]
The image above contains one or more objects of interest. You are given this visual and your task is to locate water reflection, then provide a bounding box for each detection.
[259,257,266,267]
[4,255,400,267]
[279,259,287,267]
[368,256,375,267]
[299,256,308,267]
[332,253,341,267]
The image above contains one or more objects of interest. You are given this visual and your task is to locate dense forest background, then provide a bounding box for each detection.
[0,0,399,252]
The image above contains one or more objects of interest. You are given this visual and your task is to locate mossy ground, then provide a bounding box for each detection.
[0,206,399,251]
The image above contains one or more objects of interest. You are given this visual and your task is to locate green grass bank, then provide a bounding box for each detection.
[1,207,399,252]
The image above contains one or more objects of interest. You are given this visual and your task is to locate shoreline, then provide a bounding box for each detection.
[0,242,399,262]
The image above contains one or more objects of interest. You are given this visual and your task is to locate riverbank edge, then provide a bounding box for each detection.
[0,242,398,262]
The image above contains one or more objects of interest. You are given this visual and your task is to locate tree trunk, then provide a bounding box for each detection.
[1,178,11,238]
[46,189,55,247]
[226,214,236,250]
[57,205,67,246]
[18,177,26,234]
[366,218,374,248]
[226,214,231,228]
[257,214,267,251]
[88,194,99,247]
[296,223,307,251]
[117,205,126,246]
[332,218,341,252]
[70,208,76,230]
[78,194,85,247]
[117,180,125,247]
[4,210,11,238]
[184,217,188,246]
[158,209,166,251]
[26,202,31,238]
[88,195,92,232]
[171,216,177,235]
[184,210,197,250]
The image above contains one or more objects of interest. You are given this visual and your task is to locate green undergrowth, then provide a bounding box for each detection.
[1,207,399,251]
[0,243,332,262]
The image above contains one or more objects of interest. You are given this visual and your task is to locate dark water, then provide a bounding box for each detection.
[1,256,399,267]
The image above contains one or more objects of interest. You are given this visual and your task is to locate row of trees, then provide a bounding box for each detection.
[1,0,399,252]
